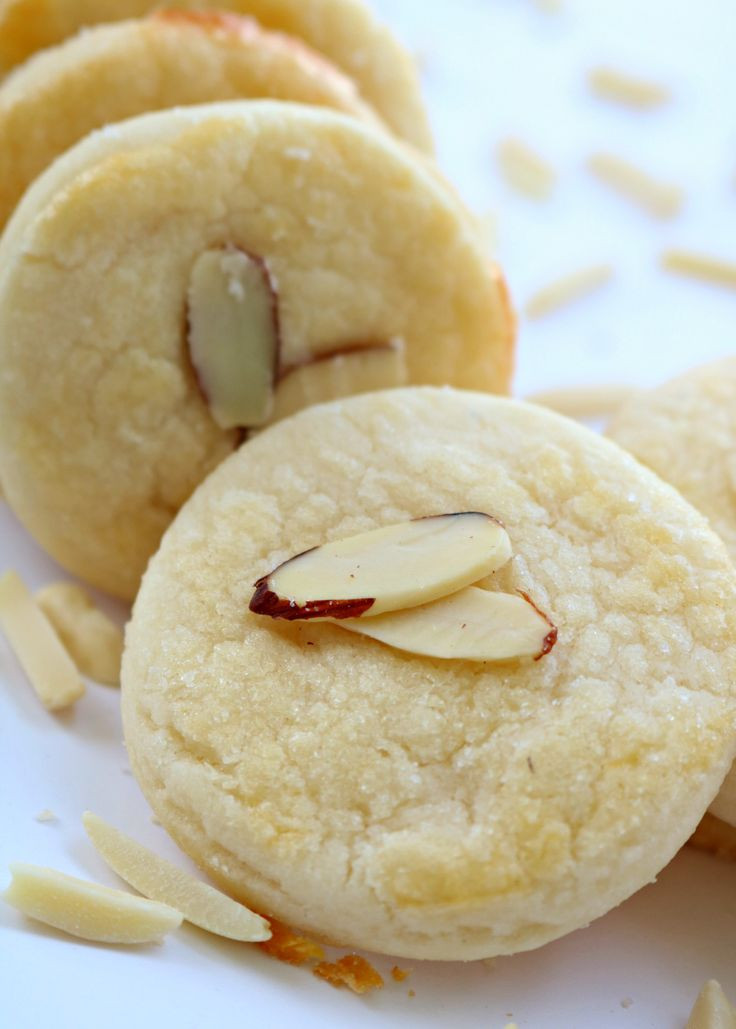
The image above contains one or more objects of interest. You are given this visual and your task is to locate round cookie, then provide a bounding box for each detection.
[0,0,432,151]
[607,356,736,827]
[0,102,513,601]
[122,387,736,960]
[0,11,386,232]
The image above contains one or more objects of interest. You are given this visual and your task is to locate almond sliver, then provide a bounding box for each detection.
[334,586,557,661]
[83,812,270,942]
[250,513,512,620]
[3,862,182,943]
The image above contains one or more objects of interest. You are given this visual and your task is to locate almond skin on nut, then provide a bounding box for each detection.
[335,586,558,661]
[249,513,513,621]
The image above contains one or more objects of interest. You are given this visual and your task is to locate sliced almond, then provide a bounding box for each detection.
[187,247,279,430]
[83,812,270,943]
[36,582,123,686]
[496,138,556,200]
[0,571,84,710]
[266,341,407,424]
[249,513,512,621]
[661,250,736,291]
[686,980,736,1029]
[334,586,557,661]
[525,264,613,319]
[3,863,182,944]
[587,67,671,109]
[588,152,683,219]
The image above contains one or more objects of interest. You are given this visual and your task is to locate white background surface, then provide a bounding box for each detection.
[2,1,736,1027]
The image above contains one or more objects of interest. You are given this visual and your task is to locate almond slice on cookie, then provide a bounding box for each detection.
[249,513,512,620]
[335,586,557,661]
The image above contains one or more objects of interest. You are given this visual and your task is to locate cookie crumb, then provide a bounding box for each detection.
[621,997,633,1008]
[258,920,325,966]
[314,954,384,994]
[408,988,416,998]
[391,965,410,982]
[34,809,57,823]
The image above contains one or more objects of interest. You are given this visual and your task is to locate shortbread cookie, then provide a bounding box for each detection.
[0,12,386,232]
[607,356,736,826]
[0,0,432,150]
[122,388,736,960]
[0,103,513,600]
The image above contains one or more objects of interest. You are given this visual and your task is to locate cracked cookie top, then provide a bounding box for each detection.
[0,102,512,599]
[122,387,736,960]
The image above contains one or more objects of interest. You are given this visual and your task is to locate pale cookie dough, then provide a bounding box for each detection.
[122,388,736,961]
[0,0,432,151]
[607,356,736,827]
[0,12,386,232]
[0,103,513,600]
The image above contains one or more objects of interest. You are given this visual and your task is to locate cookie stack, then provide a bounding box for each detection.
[0,0,734,965]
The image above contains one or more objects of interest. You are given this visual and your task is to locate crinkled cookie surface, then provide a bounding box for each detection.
[122,388,736,960]
[0,0,433,150]
[608,355,736,826]
[0,103,511,599]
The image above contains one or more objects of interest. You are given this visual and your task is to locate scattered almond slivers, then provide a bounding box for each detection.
[661,250,736,290]
[0,570,84,710]
[496,138,556,200]
[335,587,556,661]
[83,812,270,942]
[525,264,613,319]
[36,582,123,686]
[187,247,279,430]
[526,384,639,420]
[250,513,512,620]
[266,341,407,424]
[587,67,670,108]
[3,863,182,944]
[685,979,736,1029]
[588,152,683,218]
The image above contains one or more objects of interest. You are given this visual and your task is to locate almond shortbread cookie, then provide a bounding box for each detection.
[122,388,736,960]
[0,103,513,600]
[0,11,386,231]
[0,0,432,150]
[607,356,736,827]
